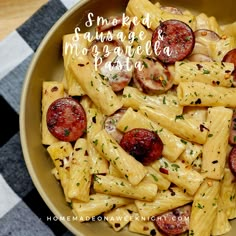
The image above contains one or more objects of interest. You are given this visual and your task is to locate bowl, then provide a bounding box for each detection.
[20,0,236,235]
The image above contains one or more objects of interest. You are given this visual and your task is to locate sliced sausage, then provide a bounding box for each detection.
[88,39,133,92]
[99,53,133,92]
[133,58,173,94]
[192,29,220,58]
[229,146,236,176]
[96,16,122,32]
[47,97,87,142]
[120,128,163,165]
[151,20,195,64]
[104,109,126,143]
[229,112,236,145]
[222,48,236,86]
[155,204,191,235]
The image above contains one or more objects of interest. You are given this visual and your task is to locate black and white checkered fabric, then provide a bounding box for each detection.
[0,1,81,235]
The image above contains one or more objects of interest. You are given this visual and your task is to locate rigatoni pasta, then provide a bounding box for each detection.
[201,107,232,180]
[177,81,236,107]
[41,0,236,235]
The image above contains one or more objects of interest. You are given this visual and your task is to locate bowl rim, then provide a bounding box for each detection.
[19,0,90,234]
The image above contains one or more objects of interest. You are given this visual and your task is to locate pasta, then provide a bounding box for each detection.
[41,0,236,235]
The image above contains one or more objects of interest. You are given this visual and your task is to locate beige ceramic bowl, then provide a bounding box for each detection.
[20,0,236,235]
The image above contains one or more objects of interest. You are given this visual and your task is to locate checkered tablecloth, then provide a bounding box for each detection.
[0,1,81,235]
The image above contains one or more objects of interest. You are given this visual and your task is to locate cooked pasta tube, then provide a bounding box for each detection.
[124,203,139,213]
[92,129,147,185]
[70,58,123,115]
[189,179,220,236]
[116,108,185,162]
[211,197,232,236]
[108,164,123,178]
[67,139,91,202]
[221,21,236,38]
[122,86,183,115]
[195,13,222,35]
[152,157,204,195]
[211,36,236,61]
[139,106,209,144]
[72,193,132,222]
[174,61,234,87]
[86,108,109,174]
[135,187,193,218]
[47,141,73,202]
[104,207,132,231]
[177,81,236,107]
[126,0,194,31]
[220,168,236,219]
[62,33,86,96]
[179,141,202,165]
[201,107,232,180]
[183,106,207,123]
[41,81,64,145]
[93,175,157,201]
[144,166,170,190]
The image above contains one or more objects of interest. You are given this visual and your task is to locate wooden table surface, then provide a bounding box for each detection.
[0,0,48,41]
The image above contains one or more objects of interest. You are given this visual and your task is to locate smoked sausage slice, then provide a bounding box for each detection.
[133,58,173,94]
[120,128,163,165]
[88,39,133,92]
[151,20,195,64]
[47,97,87,142]
[155,204,191,235]
[229,146,236,176]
